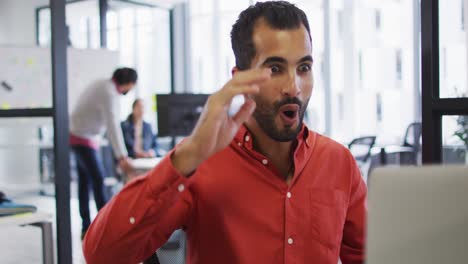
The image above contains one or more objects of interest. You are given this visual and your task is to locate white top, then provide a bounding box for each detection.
[70,79,128,158]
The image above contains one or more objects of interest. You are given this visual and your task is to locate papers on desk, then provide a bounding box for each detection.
[0,211,52,227]
[131,157,163,171]
[0,192,37,217]
[370,145,414,155]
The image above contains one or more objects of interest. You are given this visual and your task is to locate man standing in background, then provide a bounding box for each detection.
[70,67,136,238]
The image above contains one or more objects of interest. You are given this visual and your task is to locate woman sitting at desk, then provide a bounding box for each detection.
[121,99,158,159]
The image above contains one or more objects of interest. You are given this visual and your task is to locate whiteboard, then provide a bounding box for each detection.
[0,46,119,112]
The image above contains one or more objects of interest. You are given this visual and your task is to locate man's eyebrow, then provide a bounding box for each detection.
[261,56,287,66]
[261,55,314,66]
[298,55,313,63]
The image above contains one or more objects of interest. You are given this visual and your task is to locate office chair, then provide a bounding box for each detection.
[143,254,160,264]
[144,230,186,264]
[401,122,422,164]
[403,122,422,147]
[348,136,377,181]
[377,122,422,166]
[348,136,377,164]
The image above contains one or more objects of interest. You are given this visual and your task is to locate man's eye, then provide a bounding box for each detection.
[270,65,281,73]
[299,64,311,72]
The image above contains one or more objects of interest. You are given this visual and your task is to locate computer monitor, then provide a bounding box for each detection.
[156,93,209,137]
[366,165,468,264]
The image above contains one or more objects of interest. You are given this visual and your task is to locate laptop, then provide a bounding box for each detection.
[366,165,468,264]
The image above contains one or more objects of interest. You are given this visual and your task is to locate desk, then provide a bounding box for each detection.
[0,212,54,264]
[131,157,162,172]
[371,145,415,165]
[123,157,163,183]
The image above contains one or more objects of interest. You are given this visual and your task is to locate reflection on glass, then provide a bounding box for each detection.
[439,0,468,98]
[323,0,418,143]
[442,115,468,164]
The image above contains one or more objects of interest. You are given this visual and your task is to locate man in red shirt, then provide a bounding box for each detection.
[83,1,367,263]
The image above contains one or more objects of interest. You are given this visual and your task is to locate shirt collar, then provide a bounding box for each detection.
[234,123,310,149]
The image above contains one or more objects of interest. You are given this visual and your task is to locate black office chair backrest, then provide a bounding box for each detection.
[144,229,185,264]
[348,136,377,163]
[402,122,422,149]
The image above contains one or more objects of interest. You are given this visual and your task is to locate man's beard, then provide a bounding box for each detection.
[252,96,309,142]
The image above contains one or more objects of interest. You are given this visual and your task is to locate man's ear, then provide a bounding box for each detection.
[231,66,240,76]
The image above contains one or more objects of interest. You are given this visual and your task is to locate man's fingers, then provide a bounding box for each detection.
[228,84,260,98]
[232,97,256,125]
[216,84,258,104]
[231,68,271,85]
[213,68,270,105]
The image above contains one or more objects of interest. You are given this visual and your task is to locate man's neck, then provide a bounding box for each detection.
[245,121,297,179]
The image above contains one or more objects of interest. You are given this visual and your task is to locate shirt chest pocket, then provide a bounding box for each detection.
[308,188,347,249]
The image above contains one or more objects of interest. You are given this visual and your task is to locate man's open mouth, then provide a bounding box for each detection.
[279,104,300,125]
[283,110,297,118]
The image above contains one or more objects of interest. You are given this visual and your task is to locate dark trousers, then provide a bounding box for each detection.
[72,145,108,231]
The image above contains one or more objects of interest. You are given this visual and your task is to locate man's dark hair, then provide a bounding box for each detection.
[112,67,138,85]
[231,1,311,70]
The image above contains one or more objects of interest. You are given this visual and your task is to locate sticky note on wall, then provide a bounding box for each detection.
[26,58,35,66]
[152,95,157,112]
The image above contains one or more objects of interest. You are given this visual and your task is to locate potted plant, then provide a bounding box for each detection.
[454,115,468,164]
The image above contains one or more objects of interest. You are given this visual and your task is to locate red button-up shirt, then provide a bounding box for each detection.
[83,125,367,264]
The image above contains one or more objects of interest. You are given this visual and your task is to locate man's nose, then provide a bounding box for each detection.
[281,72,301,97]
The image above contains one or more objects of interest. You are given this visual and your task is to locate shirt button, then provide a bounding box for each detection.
[262,159,268,165]
[244,135,250,142]
[287,238,294,245]
[177,184,185,192]
[286,192,292,198]
[129,217,135,224]
[237,142,242,147]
